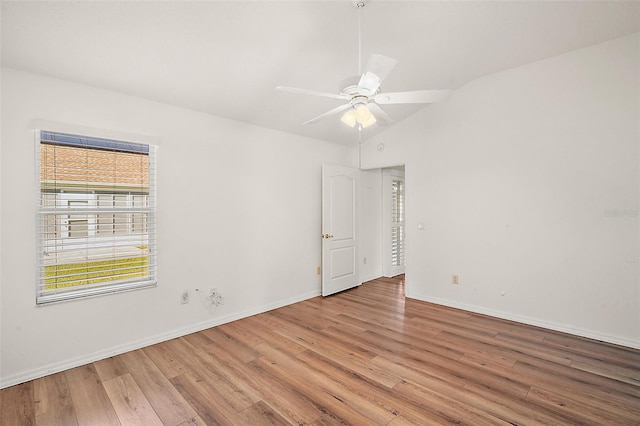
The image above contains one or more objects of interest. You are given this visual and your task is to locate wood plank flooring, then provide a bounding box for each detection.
[2,275,640,425]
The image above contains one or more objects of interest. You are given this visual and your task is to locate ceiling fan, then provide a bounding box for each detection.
[275,2,452,129]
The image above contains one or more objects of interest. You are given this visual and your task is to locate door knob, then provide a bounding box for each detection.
[322,234,334,239]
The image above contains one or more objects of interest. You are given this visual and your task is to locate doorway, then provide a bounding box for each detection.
[382,167,405,278]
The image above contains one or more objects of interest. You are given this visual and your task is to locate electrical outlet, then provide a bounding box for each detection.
[181,290,189,304]
[363,257,367,265]
[316,266,321,275]
[452,275,459,285]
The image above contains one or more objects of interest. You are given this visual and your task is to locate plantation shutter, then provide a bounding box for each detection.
[391,179,405,268]
[36,130,157,304]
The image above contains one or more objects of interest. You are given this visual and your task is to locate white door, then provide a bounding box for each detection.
[383,168,406,277]
[322,164,360,296]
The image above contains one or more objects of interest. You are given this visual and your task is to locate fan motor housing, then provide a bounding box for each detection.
[340,79,379,101]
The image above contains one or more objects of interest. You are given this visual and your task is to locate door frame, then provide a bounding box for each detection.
[382,167,406,277]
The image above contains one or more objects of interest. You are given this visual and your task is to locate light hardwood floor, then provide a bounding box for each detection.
[2,275,639,425]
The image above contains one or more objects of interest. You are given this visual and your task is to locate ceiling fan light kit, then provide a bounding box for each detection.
[340,109,357,127]
[341,104,376,128]
[276,0,451,130]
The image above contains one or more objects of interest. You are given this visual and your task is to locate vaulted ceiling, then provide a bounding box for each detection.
[2,1,638,145]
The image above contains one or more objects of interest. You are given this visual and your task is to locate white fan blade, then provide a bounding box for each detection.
[374,89,452,105]
[357,54,398,95]
[276,86,350,101]
[367,103,393,125]
[303,103,352,125]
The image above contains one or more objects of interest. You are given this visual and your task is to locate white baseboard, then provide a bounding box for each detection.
[410,294,640,350]
[360,273,383,283]
[6,288,634,389]
[0,289,321,389]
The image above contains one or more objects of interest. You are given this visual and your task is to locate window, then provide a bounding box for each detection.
[391,178,405,268]
[36,130,157,304]
[382,168,405,278]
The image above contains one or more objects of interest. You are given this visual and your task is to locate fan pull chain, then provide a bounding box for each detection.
[358,126,362,169]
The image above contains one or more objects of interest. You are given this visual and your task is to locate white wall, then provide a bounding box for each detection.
[0,70,3,384]
[362,33,640,348]
[0,68,357,388]
[360,169,383,282]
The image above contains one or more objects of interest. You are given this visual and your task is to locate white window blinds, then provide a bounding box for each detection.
[36,130,157,304]
[391,179,405,268]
